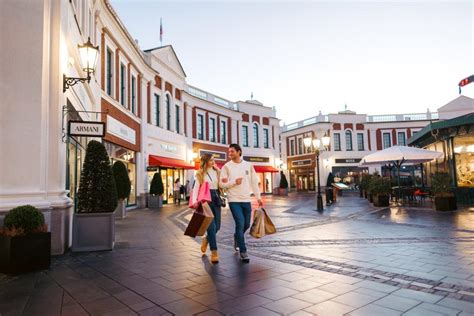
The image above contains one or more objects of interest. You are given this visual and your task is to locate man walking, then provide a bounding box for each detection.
[220,144,263,263]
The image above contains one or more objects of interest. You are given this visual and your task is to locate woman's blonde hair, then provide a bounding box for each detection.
[196,153,219,184]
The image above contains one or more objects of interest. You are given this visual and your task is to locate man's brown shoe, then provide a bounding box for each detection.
[201,236,208,253]
[211,250,219,263]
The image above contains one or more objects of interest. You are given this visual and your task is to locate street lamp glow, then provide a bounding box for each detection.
[312,139,321,148]
[78,37,99,75]
[322,135,331,147]
[303,137,312,148]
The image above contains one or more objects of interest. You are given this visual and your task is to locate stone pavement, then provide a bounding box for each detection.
[1,193,473,315]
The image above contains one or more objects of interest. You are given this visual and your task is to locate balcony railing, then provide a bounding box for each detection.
[186,85,238,110]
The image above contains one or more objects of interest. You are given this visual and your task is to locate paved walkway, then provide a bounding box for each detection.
[1,193,473,315]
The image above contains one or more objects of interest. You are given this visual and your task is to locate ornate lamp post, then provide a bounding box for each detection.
[63,37,99,92]
[304,134,331,211]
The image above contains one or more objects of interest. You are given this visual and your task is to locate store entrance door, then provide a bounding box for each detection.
[159,168,184,204]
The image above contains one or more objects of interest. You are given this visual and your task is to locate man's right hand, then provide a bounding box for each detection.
[235,177,243,185]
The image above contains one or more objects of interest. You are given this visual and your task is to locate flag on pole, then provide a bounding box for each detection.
[458,74,474,94]
[160,18,163,45]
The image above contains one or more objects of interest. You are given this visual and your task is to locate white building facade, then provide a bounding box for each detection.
[0,0,280,254]
[281,109,439,191]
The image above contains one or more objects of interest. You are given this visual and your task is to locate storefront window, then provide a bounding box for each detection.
[105,141,136,206]
[454,136,474,187]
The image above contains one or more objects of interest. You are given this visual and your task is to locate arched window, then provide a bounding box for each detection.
[345,130,353,151]
[253,123,259,148]
[166,94,171,131]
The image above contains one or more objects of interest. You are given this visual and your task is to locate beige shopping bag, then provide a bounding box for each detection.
[250,208,276,238]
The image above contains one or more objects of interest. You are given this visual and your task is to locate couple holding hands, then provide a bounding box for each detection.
[191,143,263,264]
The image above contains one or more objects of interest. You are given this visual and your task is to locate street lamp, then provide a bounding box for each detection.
[63,37,100,92]
[304,133,331,211]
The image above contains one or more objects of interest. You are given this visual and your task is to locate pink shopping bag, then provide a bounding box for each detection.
[188,181,212,208]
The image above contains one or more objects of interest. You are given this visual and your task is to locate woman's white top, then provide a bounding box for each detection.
[191,168,219,205]
[174,182,180,191]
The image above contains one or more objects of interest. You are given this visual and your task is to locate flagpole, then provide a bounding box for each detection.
[160,18,163,46]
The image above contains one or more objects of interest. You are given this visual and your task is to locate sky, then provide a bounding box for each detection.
[110,0,474,125]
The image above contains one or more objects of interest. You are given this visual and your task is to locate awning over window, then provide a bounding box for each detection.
[149,155,195,169]
[253,165,279,173]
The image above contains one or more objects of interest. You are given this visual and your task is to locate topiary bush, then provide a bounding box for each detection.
[431,172,453,197]
[279,171,289,189]
[113,161,131,200]
[369,177,392,196]
[3,205,46,235]
[77,140,118,213]
[150,172,164,196]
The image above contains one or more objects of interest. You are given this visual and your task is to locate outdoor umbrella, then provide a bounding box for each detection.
[360,146,443,200]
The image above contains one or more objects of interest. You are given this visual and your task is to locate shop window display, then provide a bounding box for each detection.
[454,136,474,187]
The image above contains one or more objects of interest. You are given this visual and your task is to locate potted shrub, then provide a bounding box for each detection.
[113,161,131,219]
[278,171,289,196]
[149,172,164,209]
[432,172,457,211]
[370,177,391,207]
[360,174,372,199]
[72,140,118,252]
[325,172,334,205]
[0,205,50,274]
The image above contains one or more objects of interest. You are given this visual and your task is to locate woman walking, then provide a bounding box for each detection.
[173,178,181,205]
[191,154,222,264]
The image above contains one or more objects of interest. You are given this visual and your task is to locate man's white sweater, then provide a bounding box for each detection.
[220,159,261,203]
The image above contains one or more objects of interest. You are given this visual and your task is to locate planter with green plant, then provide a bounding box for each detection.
[113,161,131,219]
[431,172,457,211]
[359,174,372,199]
[72,140,118,252]
[0,205,50,274]
[369,176,392,207]
[278,171,289,196]
[148,172,164,209]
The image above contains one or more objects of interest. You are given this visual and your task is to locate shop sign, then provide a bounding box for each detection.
[68,121,105,137]
[107,116,136,145]
[199,149,226,160]
[161,144,177,153]
[335,158,361,164]
[291,159,312,167]
[243,156,270,163]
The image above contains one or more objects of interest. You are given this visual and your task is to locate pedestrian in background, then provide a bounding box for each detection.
[173,178,181,205]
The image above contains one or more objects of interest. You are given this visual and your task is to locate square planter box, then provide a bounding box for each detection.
[435,196,457,211]
[148,196,163,209]
[373,194,390,207]
[72,212,115,252]
[114,200,127,219]
[0,232,51,275]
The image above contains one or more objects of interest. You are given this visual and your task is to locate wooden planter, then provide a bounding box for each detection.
[0,232,51,274]
[373,194,390,207]
[434,196,457,211]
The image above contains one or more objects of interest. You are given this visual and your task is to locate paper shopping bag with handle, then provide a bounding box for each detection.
[263,208,276,235]
[184,202,214,238]
[250,208,276,238]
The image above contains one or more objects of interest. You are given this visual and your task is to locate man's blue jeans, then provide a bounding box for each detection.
[229,202,252,253]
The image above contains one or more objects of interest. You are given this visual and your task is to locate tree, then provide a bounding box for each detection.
[150,172,164,196]
[77,140,118,213]
[113,161,131,201]
[279,171,288,189]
